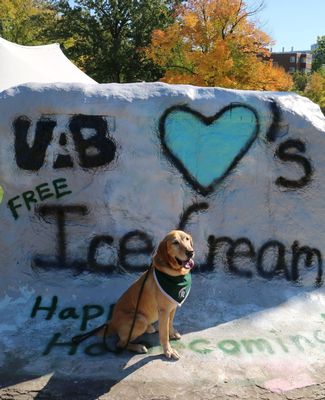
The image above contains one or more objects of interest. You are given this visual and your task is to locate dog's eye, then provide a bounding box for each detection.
[172,240,179,245]
[186,237,189,241]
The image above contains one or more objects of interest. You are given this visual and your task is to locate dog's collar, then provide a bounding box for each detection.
[153,268,192,307]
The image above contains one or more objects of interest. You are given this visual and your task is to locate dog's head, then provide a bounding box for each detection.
[153,230,194,275]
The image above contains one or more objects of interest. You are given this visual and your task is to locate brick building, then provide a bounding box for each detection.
[271,51,312,74]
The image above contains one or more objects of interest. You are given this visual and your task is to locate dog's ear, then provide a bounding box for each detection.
[153,238,169,266]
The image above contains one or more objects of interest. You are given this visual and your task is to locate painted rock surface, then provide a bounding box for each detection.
[0,83,324,393]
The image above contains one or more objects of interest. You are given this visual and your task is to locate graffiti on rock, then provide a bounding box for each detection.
[12,103,314,195]
[33,203,155,273]
[200,235,322,285]
[159,101,313,196]
[42,329,325,357]
[275,139,313,189]
[30,295,110,356]
[31,295,107,331]
[4,102,319,287]
[30,296,325,357]
[7,178,72,220]
[13,114,117,170]
[28,202,323,285]
[159,103,260,196]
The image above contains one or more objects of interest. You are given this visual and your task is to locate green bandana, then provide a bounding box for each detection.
[153,268,192,307]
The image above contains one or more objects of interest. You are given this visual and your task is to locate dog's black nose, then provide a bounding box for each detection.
[186,250,194,258]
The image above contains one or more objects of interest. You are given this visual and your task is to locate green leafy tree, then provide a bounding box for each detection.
[292,70,325,114]
[312,36,325,72]
[304,72,325,106]
[0,0,55,44]
[46,0,179,83]
[292,71,308,93]
[317,66,325,79]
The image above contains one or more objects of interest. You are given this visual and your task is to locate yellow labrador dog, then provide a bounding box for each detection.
[100,230,194,360]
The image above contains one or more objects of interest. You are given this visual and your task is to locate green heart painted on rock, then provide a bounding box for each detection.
[159,104,259,196]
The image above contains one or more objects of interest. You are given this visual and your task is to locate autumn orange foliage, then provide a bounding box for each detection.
[145,0,292,91]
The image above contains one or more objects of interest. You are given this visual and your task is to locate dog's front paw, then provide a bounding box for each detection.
[169,329,181,340]
[164,345,180,360]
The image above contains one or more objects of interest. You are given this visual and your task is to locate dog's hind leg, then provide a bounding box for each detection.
[116,314,149,353]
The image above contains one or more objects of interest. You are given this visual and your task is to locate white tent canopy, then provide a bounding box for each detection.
[0,37,97,92]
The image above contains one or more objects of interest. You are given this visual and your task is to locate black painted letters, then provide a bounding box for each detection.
[275,139,313,189]
[13,114,117,171]
[14,116,55,171]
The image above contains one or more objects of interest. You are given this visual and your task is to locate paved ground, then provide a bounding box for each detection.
[0,374,325,400]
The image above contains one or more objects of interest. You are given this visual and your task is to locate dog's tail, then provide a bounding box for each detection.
[72,303,115,345]
[72,323,109,344]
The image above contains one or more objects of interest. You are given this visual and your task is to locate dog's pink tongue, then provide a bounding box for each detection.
[185,259,194,269]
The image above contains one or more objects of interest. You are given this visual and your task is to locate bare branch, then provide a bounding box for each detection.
[167,64,198,75]
[228,0,265,36]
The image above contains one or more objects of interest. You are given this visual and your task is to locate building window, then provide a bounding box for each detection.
[290,56,296,63]
[300,56,306,63]
[289,67,296,73]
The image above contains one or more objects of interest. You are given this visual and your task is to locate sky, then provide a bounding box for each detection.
[245,0,325,52]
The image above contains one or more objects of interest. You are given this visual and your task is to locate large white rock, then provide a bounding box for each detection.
[0,82,324,392]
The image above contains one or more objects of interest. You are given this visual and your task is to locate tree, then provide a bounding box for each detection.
[312,36,325,72]
[317,66,325,79]
[292,71,308,93]
[46,0,179,83]
[292,69,325,113]
[145,0,292,90]
[0,0,55,45]
[304,72,325,106]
